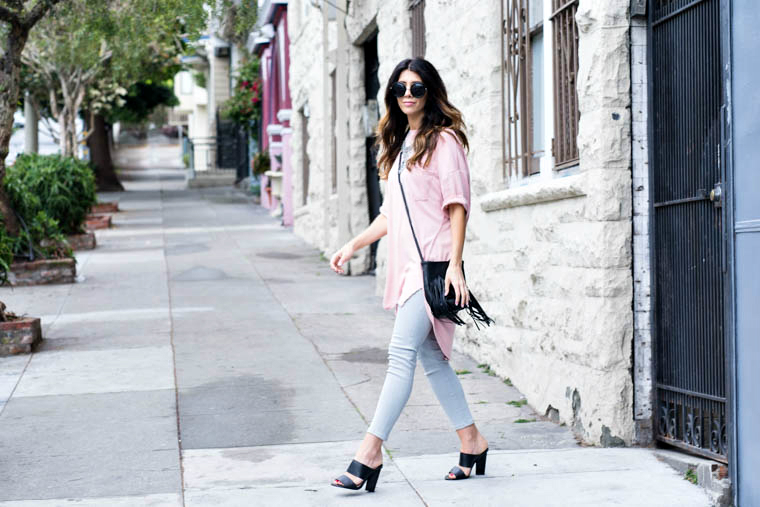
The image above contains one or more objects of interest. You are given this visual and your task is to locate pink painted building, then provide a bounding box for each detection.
[252,0,293,226]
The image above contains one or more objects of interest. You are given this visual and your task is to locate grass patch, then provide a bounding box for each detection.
[455,369,472,375]
[476,400,488,404]
[319,252,329,262]
[504,378,513,386]
[477,363,497,377]
[384,448,394,459]
[514,418,536,424]
[506,399,527,407]
[684,468,698,485]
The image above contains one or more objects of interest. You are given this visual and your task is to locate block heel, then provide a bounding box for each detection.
[332,459,383,492]
[475,452,487,475]
[445,447,488,480]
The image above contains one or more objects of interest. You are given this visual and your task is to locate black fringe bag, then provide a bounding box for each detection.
[396,143,494,330]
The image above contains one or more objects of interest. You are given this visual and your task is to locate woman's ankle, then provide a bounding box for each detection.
[354,434,384,466]
[457,427,488,453]
[355,446,383,465]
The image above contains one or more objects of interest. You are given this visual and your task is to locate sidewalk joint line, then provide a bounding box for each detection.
[0,242,94,419]
[160,187,187,507]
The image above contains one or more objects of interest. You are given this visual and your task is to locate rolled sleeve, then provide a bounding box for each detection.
[437,131,471,216]
[379,197,389,217]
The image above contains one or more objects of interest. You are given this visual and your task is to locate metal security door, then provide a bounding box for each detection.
[364,33,382,273]
[649,0,727,462]
[216,112,249,182]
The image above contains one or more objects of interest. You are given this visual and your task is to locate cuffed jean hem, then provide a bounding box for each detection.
[453,419,476,431]
[366,289,474,442]
[365,428,388,441]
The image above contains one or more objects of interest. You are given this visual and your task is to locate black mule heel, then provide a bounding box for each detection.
[445,447,488,480]
[364,466,381,492]
[331,459,383,492]
[475,451,487,475]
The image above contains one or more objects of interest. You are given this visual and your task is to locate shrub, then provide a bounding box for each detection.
[12,211,72,261]
[6,153,97,235]
[0,210,72,286]
[0,227,14,286]
[252,151,270,176]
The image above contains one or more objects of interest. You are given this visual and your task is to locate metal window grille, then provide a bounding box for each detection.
[502,0,533,179]
[409,0,426,58]
[550,0,580,168]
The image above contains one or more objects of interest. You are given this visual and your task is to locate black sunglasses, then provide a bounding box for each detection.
[390,81,427,98]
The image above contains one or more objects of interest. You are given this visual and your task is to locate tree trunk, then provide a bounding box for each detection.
[0,23,31,236]
[88,113,123,191]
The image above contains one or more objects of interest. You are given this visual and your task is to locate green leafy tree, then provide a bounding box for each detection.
[108,81,179,125]
[0,0,64,236]
[2,0,258,225]
[21,0,207,157]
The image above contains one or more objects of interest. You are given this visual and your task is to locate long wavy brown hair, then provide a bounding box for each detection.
[374,58,469,180]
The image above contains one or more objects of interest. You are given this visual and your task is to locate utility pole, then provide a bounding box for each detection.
[24,92,38,154]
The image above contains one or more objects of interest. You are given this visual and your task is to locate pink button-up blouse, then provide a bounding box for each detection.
[379,127,471,360]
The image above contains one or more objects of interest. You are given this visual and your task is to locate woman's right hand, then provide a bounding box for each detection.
[330,241,356,274]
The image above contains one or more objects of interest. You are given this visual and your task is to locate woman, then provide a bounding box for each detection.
[329,58,489,493]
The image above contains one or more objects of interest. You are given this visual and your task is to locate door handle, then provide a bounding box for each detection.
[709,182,722,208]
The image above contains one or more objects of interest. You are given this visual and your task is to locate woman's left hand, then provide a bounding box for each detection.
[445,261,469,307]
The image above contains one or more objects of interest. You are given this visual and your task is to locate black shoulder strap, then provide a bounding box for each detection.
[396,146,424,262]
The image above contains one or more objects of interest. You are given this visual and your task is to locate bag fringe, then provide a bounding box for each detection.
[424,272,494,328]
[465,292,495,330]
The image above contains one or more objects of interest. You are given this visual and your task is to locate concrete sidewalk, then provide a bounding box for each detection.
[0,165,711,505]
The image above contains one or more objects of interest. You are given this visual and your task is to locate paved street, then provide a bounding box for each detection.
[0,148,712,506]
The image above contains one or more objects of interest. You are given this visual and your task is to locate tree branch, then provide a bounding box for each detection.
[23,0,65,29]
[40,116,60,145]
[48,86,59,118]
[0,6,20,25]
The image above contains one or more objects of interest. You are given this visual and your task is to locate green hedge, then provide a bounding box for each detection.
[6,154,97,235]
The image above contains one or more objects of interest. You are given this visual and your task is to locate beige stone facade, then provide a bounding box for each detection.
[287,0,644,447]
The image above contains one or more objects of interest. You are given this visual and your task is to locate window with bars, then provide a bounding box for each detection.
[502,0,542,179]
[550,0,579,168]
[409,0,426,58]
[501,0,579,180]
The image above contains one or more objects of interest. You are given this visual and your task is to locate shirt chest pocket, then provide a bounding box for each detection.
[409,170,440,202]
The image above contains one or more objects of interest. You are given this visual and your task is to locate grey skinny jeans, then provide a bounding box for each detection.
[367,289,474,441]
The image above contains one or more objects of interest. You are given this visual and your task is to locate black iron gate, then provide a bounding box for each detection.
[364,33,382,273]
[217,112,249,182]
[649,0,728,462]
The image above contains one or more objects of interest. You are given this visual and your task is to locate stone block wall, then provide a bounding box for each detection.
[287,0,639,446]
[291,0,412,273]
[289,6,334,253]
[423,0,636,446]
